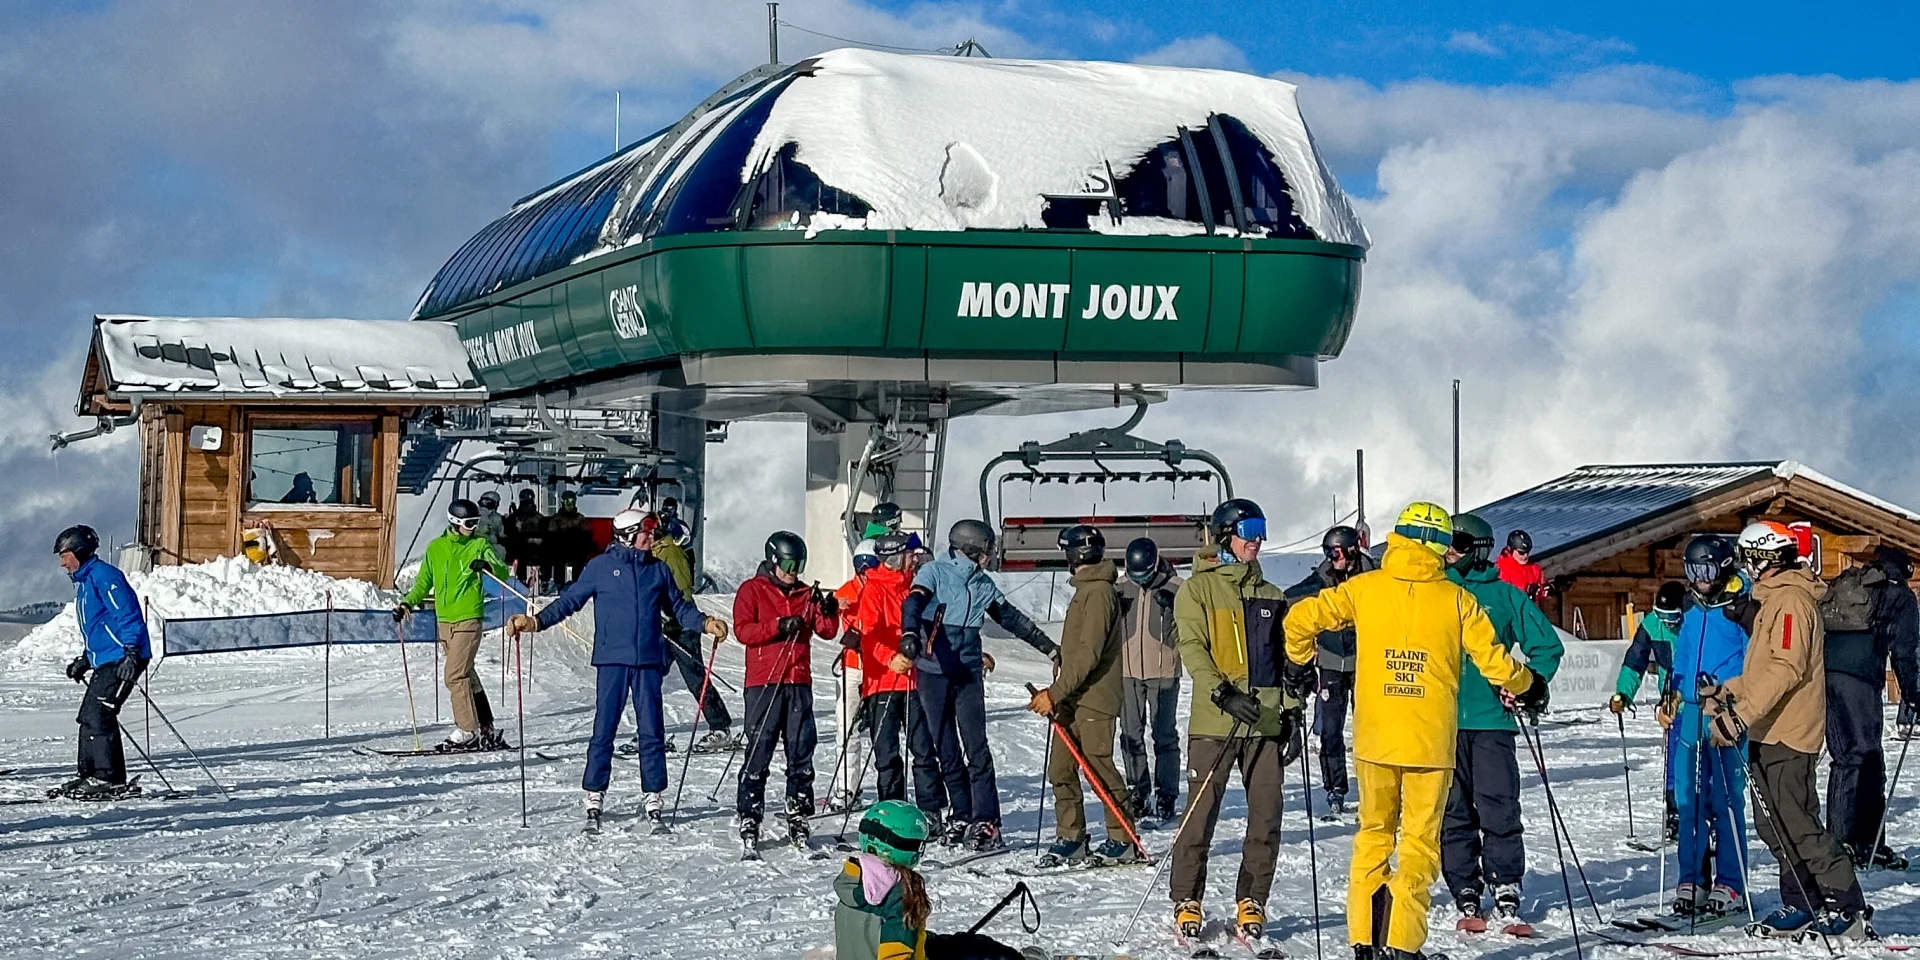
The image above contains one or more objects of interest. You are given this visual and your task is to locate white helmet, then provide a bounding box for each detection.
[1737,520,1798,571]
[612,508,650,544]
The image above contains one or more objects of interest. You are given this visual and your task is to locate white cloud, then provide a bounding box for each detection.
[1443,31,1502,57]
[1131,34,1251,72]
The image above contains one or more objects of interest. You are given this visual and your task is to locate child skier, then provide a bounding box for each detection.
[1283,502,1538,960]
[1440,513,1565,935]
[835,800,1031,960]
[509,508,726,829]
[395,499,511,753]
[53,525,151,801]
[733,531,840,854]
[1613,581,1685,842]
[1029,524,1138,865]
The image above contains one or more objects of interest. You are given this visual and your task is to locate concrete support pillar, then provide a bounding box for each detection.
[805,420,871,589]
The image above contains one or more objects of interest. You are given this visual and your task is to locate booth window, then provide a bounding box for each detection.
[1106,119,1317,239]
[247,422,375,506]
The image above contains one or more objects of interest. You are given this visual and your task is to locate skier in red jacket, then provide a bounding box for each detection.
[732,531,840,857]
[1496,530,1548,606]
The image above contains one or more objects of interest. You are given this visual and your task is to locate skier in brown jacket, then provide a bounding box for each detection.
[1027,524,1137,866]
[1703,521,1871,941]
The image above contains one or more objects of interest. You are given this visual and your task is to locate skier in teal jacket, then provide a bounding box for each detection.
[1440,513,1565,931]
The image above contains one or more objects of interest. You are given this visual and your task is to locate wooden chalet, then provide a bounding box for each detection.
[1473,462,1920,640]
[73,315,484,586]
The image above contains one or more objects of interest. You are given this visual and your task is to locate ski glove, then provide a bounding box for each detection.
[816,592,839,621]
[1514,667,1550,719]
[1608,693,1630,715]
[1277,707,1304,765]
[1708,707,1743,747]
[391,603,411,622]
[841,628,862,652]
[1211,682,1265,727]
[469,558,491,575]
[1282,659,1317,702]
[65,655,89,683]
[776,615,807,638]
[114,656,142,683]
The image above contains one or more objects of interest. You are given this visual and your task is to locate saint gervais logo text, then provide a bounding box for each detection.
[956,282,1180,321]
[609,284,649,339]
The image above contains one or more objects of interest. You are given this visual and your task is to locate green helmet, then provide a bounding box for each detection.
[858,799,929,868]
[1449,512,1495,572]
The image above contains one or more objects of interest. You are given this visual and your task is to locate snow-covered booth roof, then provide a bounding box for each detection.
[413,50,1368,418]
[78,315,486,415]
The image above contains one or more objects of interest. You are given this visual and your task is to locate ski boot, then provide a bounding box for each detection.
[1808,908,1875,941]
[1174,899,1204,940]
[1351,946,1375,960]
[1092,838,1144,865]
[1664,793,1679,845]
[694,729,738,753]
[1038,836,1088,868]
[1669,882,1705,917]
[822,791,863,816]
[1454,892,1487,934]
[1870,846,1910,871]
[642,791,665,830]
[1747,904,1814,939]
[584,791,604,833]
[940,818,970,848]
[47,776,87,799]
[1492,884,1531,936]
[1705,884,1741,917]
[478,726,510,751]
[785,797,812,847]
[1155,794,1178,823]
[1326,791,1348,817]
[965,821,1005,853]
[1236,898,1267,941]
[1381,949,1445,960]
[434,729,481,753]
[738,816,762,860]
[63,777,134,802]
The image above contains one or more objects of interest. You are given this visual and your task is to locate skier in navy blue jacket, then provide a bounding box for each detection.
[510,508,728,830]
[54,525,151,800]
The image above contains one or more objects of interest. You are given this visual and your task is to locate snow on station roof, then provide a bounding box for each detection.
[79,315,486,414]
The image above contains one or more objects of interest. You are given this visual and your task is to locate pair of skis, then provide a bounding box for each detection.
[1175,919,1284,959]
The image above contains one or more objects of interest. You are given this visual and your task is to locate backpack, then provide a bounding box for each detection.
[1819,564,1887,633]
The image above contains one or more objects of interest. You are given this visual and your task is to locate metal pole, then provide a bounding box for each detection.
[766,2,779,65]
[324,590,332,739]
[1355,449,1368,545]
[1452,379,1461,514]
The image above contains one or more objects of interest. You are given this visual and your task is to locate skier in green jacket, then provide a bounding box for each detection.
[395,499,512,752]
[1615,580,1685,842]
[1440,512,1564,933]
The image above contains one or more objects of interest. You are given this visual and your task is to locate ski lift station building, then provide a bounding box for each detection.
[64,49,1370,586]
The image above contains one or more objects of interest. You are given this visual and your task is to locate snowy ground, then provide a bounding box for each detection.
[6,612,1920,960]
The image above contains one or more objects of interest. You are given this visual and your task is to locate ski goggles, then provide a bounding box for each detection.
[449,515,480,531]
[776,557,806,576]
[1232,517,1267,542]
[1683,560,1724,584]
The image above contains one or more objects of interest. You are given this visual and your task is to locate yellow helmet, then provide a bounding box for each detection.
[1395,501,1454,557]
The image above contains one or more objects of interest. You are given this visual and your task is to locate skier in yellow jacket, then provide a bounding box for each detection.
[1283,502,1541,960]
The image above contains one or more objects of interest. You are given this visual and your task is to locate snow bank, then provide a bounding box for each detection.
[8,557,394,666]
[742,49,1368,244]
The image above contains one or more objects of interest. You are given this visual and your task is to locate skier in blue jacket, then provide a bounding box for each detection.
[509,508,728,831]
[55,525,151,800]
[899,519,1058,851]
[1662,534,1755,919]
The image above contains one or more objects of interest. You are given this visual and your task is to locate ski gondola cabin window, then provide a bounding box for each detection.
[245,418,376,508]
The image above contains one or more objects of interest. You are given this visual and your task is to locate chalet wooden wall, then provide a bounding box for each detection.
[139,403,403,587]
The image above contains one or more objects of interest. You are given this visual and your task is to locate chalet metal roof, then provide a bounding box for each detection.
[1469,462,1785,560]
[80,315,486,413]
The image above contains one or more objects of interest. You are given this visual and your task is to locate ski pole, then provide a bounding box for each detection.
[1293,713,1325,960]
[1112,720,1247,948]
[1517,719,1585,960]
[670,632,725,823]
[484,571,594,653]
[1519,717,1603,923]
[131,686,231,802]
[708,626,805,804]
[1878,712,1912,857]
[515,629,528,828]
[819,660,854,814]
[967,881,1041,936]
[1720,703,1837,957]
[396,618,422,751]
[117,724,178,795]
[1617,710,1637,839]
[835,711,876,842]
[1025,684,1151,860]
[1031,714,1054,862]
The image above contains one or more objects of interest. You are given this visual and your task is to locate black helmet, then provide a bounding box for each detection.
[560,490,578,504]
[947,519,996,561]
[448,499,481,526]
[873,532,912,559]
[659,496,680,521]
[1654,580,1687,614]
[54,525,99,561]
[1450,513,1496,572]
[1683,534,1737,600]
[1507,529,1533,554]
[1209,498,1266,545]
[1057,524,1106,566]
[518,488,536,503]
[477,491,500,509]
[1322,525,1361,555]
[765,531,807,575]
[869,502,904,532]
[1124,537,1160,585]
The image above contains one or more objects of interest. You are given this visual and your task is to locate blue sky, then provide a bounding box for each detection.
[3,0,1919,606]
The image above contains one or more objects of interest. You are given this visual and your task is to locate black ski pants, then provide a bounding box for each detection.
[1825,671,1887,853]
[665,624,732,732]
[1442,729,1525,901]
[77,660,142,785]
[737,683,817,822]
[1749,741,1866,913]
[917,669,1000,826]
[1120,676,1182,811]
[1315,667,1353,800]
[866,690,941,810]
